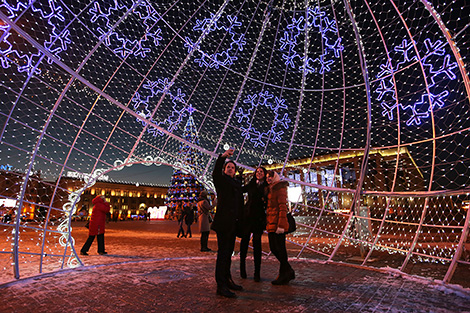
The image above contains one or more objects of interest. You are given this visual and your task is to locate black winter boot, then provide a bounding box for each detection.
[227,277,243,291]
[254,272,261,282]
[271,264,295,285]
[217,286,236,298]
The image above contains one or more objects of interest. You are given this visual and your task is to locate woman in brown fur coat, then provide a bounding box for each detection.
[265,170,295,285]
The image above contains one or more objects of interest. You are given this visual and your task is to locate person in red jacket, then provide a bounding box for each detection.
[80,195,111,255]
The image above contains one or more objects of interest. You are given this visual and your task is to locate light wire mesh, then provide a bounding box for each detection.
[0,0,469,285]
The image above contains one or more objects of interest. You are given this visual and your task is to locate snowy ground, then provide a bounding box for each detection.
[0,220,469,312]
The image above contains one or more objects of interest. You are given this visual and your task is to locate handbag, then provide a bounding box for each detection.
[208,213,213,223]
[285,212,296,234]
[84,220,90,229]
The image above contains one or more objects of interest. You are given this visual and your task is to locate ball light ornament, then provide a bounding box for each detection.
[0,0,469,285]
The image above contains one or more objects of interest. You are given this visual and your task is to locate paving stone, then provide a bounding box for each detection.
[0,221,469,312]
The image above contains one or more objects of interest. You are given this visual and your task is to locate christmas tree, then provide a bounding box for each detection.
[165,107,205,216]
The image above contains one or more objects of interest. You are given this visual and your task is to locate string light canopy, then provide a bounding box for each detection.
[0,0,469,284]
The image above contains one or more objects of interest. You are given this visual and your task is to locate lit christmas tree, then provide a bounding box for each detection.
[165,107,205,215]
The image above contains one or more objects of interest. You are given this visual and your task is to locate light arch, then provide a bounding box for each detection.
[0,0,469,286]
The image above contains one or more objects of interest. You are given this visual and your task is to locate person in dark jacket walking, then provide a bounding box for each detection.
[239,166,268,282]
[176,202,186,238]
[80,195,111,255]
[184,203,195,238]
[211,148,244,298]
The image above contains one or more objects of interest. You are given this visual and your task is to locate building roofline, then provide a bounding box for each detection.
[255,147,423,177]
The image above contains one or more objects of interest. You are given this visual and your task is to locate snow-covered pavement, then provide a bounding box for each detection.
[0,220,469,312]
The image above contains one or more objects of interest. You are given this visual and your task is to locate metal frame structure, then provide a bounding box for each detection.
[0,0,469,285]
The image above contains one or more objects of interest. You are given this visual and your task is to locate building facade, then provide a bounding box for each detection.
[59,178,169,220]
[0,170,169,222]
[244,147,426,217]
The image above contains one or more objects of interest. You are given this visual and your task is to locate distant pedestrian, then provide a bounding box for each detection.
[211,148,244,298]
[197,190,216,252]
[80,195,111,256]
[113,207,119,222]
[2,208,13,223]
[184,203,195,238]
[266,170,295,285]
[176,202,186,238]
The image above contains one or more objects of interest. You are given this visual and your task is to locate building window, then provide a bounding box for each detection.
[342,163,356,184]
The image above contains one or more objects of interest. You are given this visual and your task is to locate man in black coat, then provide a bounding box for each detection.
[211,148,244,298]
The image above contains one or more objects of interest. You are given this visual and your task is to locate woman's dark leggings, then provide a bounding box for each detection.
[268,232,291,273]
[240,232,262,273]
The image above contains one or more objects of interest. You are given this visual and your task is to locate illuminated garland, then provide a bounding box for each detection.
[1,0,467,279]
[185,14,245,68]
[374,38,458,126]
[279,7,344,75]
[131,77,193,135]
[237,91,292,147]
[0,0,70,74]
[87,0,162,59]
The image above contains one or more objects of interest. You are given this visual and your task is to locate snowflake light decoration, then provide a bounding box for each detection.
[131,77,195,136]
[0,0,71,75]
[130,11,247,137]
[374,38,458,126]
[185,14,246,69]
[236,90,291,147]
[86,0,194,137]
[279,7,343,75]
[87,0,163,60]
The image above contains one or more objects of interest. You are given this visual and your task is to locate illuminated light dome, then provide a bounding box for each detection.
[0,0,469,284]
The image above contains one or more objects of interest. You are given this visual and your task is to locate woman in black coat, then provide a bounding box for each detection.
[239,167,268,282]
[211,148,244,298]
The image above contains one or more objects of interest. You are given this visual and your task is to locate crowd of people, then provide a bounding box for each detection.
[175,201,196,238]
[78,147,295,299]
[210,148,295,298]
